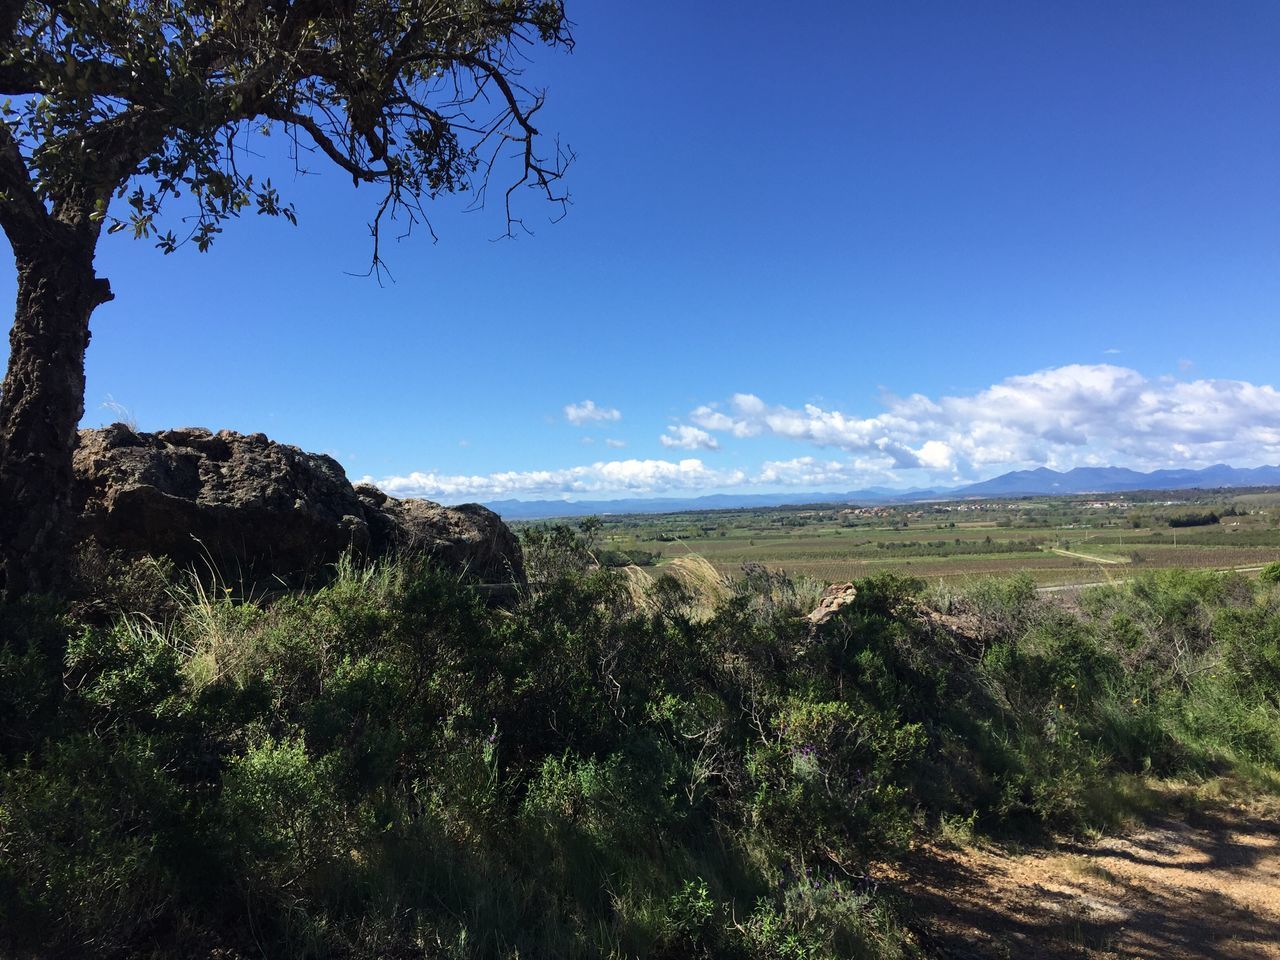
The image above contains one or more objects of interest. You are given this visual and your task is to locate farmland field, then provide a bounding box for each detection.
[514,487,1280,588]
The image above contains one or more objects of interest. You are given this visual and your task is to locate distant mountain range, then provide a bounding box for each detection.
[951,464,1280,497]
[482,463,1280,520]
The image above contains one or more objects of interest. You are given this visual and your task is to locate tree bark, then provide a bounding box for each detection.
[0,235,111,596]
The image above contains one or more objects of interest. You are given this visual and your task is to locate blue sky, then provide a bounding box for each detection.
[4,1,1279,503]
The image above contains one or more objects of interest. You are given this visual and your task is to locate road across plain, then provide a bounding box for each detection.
[1051,547,1123,565]
[1038,564,1270,594]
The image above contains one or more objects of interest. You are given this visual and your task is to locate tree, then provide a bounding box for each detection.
[0,0,572,596]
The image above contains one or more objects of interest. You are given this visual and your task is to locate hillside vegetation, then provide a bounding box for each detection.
[2,539,1279,958]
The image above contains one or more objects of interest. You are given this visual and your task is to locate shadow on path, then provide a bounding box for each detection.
[887,804,1280,959]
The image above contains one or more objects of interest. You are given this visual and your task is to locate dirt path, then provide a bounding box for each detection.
[889,799,1280,959]
[1051,548,1124,565]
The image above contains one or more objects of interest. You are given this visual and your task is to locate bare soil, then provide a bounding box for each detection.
[887,795,1280,959]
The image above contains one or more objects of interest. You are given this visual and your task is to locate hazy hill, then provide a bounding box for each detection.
[484,490,920,519]
[950,463,1280,497]
[483,464,1280,519]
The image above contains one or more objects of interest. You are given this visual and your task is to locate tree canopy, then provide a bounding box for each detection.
[0,0,572,595]
[0,0,572,265]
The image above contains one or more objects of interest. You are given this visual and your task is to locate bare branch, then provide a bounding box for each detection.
[266,108,391,183]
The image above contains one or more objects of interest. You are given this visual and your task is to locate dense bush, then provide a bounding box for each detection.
[1168,511,1220,528]
[1261,560,1280,585]
[2,549,1278,958]
[596,548,661,568]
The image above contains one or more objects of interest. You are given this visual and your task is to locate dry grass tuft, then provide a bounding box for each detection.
[663,555,728,598]
[1061,855,1119,885]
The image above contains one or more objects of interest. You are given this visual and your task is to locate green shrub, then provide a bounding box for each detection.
[3,556,1280,958]
[655,879,723,958]
[0,597,74,760]
[0,734,197,956]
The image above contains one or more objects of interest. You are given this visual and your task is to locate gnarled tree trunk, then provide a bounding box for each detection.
[0,235,111,595]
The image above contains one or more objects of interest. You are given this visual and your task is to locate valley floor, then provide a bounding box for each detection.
[890,790,1280,959]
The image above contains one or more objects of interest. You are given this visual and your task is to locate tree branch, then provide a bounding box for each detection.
[0,118,53,244]
[265,107,391,183]
[454,53,571,233]
[50,105,166,229]
[457,53,540,136]
[0,0,22,45]
[0,53,140,99]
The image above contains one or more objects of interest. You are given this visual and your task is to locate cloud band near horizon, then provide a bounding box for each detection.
[366,364,1280,503]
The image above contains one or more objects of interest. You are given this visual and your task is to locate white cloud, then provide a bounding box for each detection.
[564,400,621,426]
[604,438,627,449]
[660,424,719,451]
[755,457,866,488]
[687,364,1280,475]
[365,458,746,503]
[688,407,739,433]
[915,440,955,471]
[366,456,879,503]
[365,364,1280,503]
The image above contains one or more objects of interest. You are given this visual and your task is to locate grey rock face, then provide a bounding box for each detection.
[73,424,523,585]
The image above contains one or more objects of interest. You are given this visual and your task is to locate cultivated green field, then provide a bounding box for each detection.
[518,488,1280,588]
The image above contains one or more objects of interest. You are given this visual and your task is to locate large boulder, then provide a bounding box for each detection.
[72,424,524,585]
[354,484,524,584]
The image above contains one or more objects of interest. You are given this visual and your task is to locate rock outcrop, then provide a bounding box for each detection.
[805,582,858,631]
[353,484,522,583]
[72,424,523,585]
